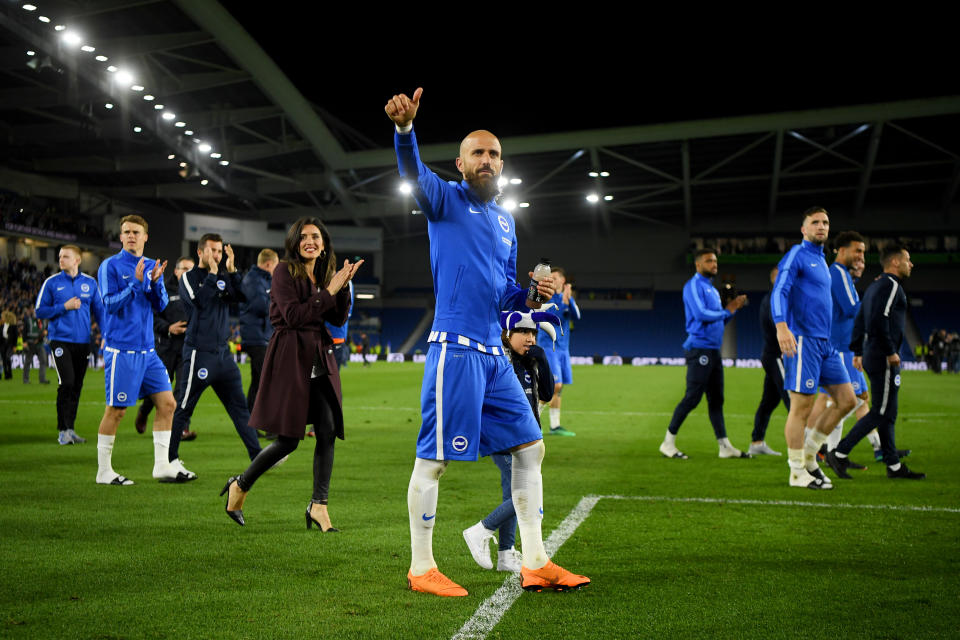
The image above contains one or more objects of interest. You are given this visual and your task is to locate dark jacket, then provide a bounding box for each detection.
[154,276,189,357]
[239,266,273,346]
[248,263,351,439]
[179,265,244,352]
[850,272,907,367]
[509,344,554,420]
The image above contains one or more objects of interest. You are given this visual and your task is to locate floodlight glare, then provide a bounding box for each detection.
[167,154,175,160]
[154,104,164,110]
[184,130,193,136]
[104,103,113,109]
[497,176,508,188]
[503,199,518,211]
[38,15,50,22]
[200,179,209,186]
[26,50,35,56]
[80,45,95,52]
[588,171,599,178]
[133,126,142,133]
[23,4,38,11]
[174,122,185,127]
[518,202,530,208]
[95,55,108,62]
[586,193,600,203]
[106,65,117,72]
[604,195,614,201]
[61,31,82,47]
[198,143,212,153]
[219,160,230,166]
[179,162,187,168]
[399,182,412,194]
[114,71,133,85]
[54,25,65,31]
[210,152,221,159]
[143,95,155,101]
[509,178,522,185]
[600,171,610,177]
[130,85,144,92]
[161,111,176,120]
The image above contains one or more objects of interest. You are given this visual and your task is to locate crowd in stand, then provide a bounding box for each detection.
[1,208,104,243]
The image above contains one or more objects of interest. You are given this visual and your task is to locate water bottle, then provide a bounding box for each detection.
[527,258,552,304]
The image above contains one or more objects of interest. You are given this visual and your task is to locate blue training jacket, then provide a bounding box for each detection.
[772,239,832,339]
[326,280,353,342]
[97,249,168,351]
[35,270,105,343]
[537,292,580,352]
[395,129,528,346]
[829,262,860,350]
[239,266,274,346]
[681,272,731,350]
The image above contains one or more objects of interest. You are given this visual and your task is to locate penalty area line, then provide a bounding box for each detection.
[451,495,600,640]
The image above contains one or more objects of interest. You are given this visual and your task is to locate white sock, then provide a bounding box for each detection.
[512,442,548,570]
[549,408,561,430]
[787,448,805,472]
[664,431,676,447]
[407,458,446,575]
[152,430,171,469]
[888,462,901,471]
[717,437,733,449]
[804,430,828,471]
[867,429,881,451]
[97,434,116,480]
[826,423,843,451]
[835,450,848,459]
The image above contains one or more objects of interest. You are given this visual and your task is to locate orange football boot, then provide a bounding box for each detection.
[407,568,468,597]
[520,560,590,592]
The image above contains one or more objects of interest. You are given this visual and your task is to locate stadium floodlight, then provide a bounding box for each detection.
[184,130,193,136]
[130,85,145,92]
[143,95,155,101]
[38,15,50,22]
[61,31,82,47]
[106,65,117,72]
[600,171,610,177]
[510,178,522,185]
[161,111,175,121]
[588,171,599,178]
[167,154,175,160]
[114,70,133,85]
[356,293,375,300]
[132,126,142,133]
[399,182,412,194]
[26,50,35,56]
[502,199,518,211]
[179,162,187,168]
[95,55,108,62]
[210,152,221,159]
[23,4,37,11]
[518,202,530,208]
[104,103,113,109]
[200,179,209,186]
[54,25,65,31]
[80,45,95,53]
[497,176,508,188]
[174,122,185,127]
[604,195,614,201]
[198,143,212,153]
[586,193,600,203]
[219,160,229,166]
[154,104,164,110]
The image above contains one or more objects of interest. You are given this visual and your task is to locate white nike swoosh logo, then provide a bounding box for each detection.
[122,275,131,279]
[56,287,65,290]
[468,207,482,214]
[810,263,818,267]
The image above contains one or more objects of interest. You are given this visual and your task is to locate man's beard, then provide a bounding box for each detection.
[465,173,500,203]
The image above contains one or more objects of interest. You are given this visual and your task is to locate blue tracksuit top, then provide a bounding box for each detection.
[326,280,353,341]
[537,292,580,352]
[179,265,244,351]
[97,249,168,350]
[239,266,274,346]
[35,270,105,343]
[395,129,528,346]
[681,272,731,350]
[772,239,832,339]
[829,262,860,350]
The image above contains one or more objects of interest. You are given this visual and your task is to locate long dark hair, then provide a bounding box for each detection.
[283,217,336,286]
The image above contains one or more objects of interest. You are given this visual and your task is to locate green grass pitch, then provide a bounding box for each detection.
[1,364,958,639]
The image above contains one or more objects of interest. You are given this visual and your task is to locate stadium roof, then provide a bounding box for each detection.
[2,1,958,239]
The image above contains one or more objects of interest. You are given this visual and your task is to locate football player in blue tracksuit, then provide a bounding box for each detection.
[660,248,749,460]
[35,244,105,445]
[772,207,856,489]
[95,214,180,486]
[386,87,588,597]
[169,233,263,478]
[827,245,925,480]
[537,267,579,436]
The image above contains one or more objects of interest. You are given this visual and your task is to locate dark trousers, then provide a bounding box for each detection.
[22,341,48,383]
[170,348,261,462]
[238,377,338,502]
[668,348,726,438]
[332,342,349,370]
[138,347,186,424]
[50,341,89,432]
[752,353,791,442]
[244,344,267,412]
[1,342,13,379]
[837,362,901,466]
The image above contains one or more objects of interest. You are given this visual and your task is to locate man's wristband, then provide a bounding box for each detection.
[395,123,413,134]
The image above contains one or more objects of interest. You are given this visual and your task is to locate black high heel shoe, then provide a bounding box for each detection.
[220,476,245,526]
[305,502,339,532]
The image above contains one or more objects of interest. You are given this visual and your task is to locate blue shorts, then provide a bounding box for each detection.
[417,342,543,461]
[543,348,573,385]
[783,336,850,394]
[819,350,868,395]
[104,347,172,406]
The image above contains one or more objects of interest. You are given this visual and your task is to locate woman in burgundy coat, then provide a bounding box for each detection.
[221,217,362,530]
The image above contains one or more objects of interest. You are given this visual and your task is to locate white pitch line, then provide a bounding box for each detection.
[451,495,601,640]
[451,492,959,640]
